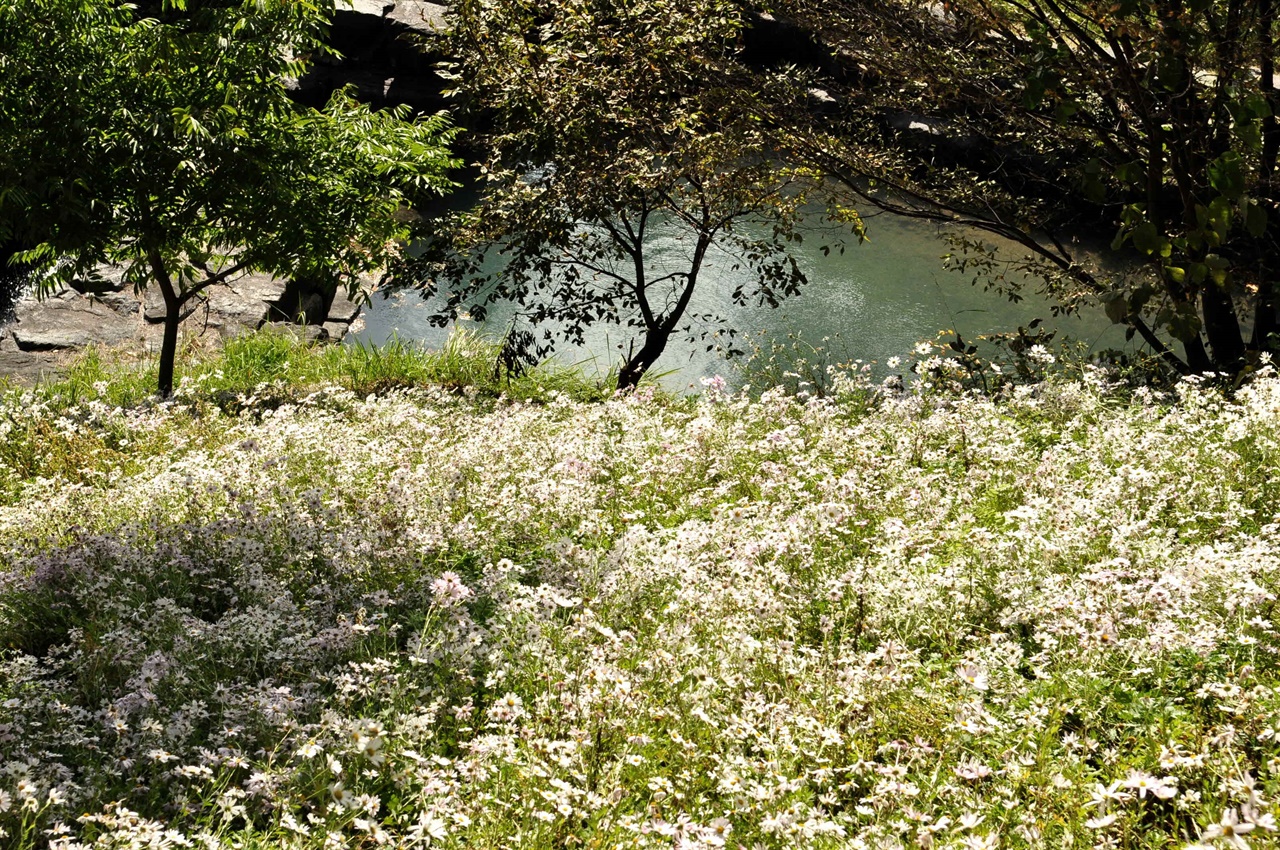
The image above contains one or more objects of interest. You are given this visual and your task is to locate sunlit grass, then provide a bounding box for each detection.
[0,328,619,502]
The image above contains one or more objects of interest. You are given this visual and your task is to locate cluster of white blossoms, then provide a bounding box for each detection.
[2,361,1280,848]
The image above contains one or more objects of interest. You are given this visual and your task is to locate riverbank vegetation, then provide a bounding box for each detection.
[415,0,855,389]
[409,0,1280,386]
[770,0,1280,378]
[0,0,457,396]
[3,332,1280,847]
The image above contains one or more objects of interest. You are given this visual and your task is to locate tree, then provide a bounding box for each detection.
[0,0,458,395]
[0,0,128,312]
[769,0,1280,378]
[412,0,851,390]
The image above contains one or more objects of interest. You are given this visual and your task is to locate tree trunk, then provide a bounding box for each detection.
[151,252,182,397]
[157,303,182,397]
[1252,274,1278,353]
[617,326,672,391]
[1182,331,1215,374]
[1201,284,1246,372]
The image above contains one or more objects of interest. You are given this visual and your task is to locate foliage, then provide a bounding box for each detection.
[5,347,1280,845]
[770,0,1280,379]
[0,0,124,255]
[409,0,854,390]
[0,0,459,395]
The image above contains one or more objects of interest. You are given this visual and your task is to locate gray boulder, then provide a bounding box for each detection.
[266,322,329,343]
[144,273,288,329]
[323,321,353,342]
[0,349,65,385]
[291,2,450,111]
[10,294,138,351]
[327,287,367,323]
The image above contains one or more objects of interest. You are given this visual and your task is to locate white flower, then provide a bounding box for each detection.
[328,781,354,810]
[1201,808,1258,848]
[1087,781,1132,808]
[703,818,731,846]
[1026,344,1056,364]
[296,739,323,759]
[407,812,449,846]
[486,692,525,724]
[1122,770,1177,800]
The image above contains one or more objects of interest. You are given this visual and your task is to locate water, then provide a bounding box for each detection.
[352,212,1131,391]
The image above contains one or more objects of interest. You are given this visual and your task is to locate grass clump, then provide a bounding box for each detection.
[2,340,1280,848]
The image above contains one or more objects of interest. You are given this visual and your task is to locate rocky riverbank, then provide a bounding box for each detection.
[0,271,367,385]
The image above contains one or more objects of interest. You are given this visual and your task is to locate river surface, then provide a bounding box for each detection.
[351,212,1132,391]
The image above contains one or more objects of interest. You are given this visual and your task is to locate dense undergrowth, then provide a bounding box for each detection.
[2,332,1280,849]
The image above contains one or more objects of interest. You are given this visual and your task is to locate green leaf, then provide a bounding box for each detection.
[1130,221,1164,256]
[1103,295,1128,324]
[1244,198,1268,238]
[1208,152,1246,200]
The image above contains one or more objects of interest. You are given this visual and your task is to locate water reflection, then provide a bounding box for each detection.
[354,212,1134,391]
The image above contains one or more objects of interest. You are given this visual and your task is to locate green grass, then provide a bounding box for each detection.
[0,327,620,503]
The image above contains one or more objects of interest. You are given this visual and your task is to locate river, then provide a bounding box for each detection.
[350,212,1132,392]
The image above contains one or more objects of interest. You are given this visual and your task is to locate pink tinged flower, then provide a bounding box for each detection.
[954,760,993,781]
[956,664,989,691]
[430,572,474,605]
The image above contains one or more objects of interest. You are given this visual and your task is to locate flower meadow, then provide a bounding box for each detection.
[5,339,1280,848]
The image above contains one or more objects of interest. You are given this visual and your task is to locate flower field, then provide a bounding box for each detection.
[3,338,1280,848]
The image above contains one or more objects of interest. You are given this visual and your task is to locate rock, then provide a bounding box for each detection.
[142,289,204,324]
[86,289,141,317]
[292,2,451,111]
[270,287,328,325]
[346,0,394,15]
[323,321,352,342]
[386,1,448,32]
[0,349,65,385]
[327,288,367,323]
[71,263,130,294]
[10,294,138,351]
[208,274,289,329]
[331,0,445,65]
[335,0,447,37]
[888,111,947,136]
[144,273,288,328]
[742,10,833,71]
